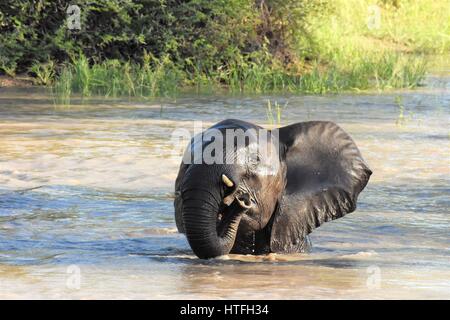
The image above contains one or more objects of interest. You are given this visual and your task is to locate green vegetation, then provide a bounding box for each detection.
[266,100,288,125]
[319,0,450,54]
[0,0,448,99]
[30,61,56,86]
[53,53,182,99]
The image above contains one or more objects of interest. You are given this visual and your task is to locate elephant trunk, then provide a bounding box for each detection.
[182,189,242,259]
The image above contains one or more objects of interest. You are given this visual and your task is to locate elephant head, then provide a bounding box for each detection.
[174,119,371,259]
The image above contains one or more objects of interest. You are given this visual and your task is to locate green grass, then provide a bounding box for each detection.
[215,51,427,94]
[52,50,427,102]
[52,68,72,105]
[52,53,183,103]
[313,0,450,55]
[266,100,288,125]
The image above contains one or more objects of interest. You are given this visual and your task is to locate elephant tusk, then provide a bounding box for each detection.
[221,174,234,187]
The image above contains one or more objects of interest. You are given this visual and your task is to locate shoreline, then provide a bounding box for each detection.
[0,75,35,88]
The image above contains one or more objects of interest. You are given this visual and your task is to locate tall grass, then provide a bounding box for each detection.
[210,51,426,94]
[52,68,72,105]
[53,53,183,102]
[52,50,427,102]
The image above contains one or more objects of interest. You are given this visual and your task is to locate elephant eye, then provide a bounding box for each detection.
[243,171,257,182]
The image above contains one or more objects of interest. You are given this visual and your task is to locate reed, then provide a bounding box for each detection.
[266,100,287,125]
[52,54,183,102]
[52,49,427,102]
[51,68,72,105]
[29,60,55,86]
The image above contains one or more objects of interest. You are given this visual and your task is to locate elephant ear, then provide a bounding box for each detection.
[174,162,188,234]
[270,121,372,253]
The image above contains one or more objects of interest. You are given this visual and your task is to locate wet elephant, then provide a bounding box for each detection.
[174,119,372,259]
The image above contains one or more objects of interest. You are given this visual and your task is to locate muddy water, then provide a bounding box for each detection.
[0,71,449,299]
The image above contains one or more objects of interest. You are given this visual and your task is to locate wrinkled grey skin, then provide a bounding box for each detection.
[174,119,372,259]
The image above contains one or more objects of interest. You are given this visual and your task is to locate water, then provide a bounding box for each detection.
[0,71,449,299]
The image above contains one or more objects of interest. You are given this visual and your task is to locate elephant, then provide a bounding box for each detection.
[174,119,372,259]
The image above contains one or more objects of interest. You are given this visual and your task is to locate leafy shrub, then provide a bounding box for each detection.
[0,0,328,76]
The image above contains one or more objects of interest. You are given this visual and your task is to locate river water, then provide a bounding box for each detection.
[0,70,449,299]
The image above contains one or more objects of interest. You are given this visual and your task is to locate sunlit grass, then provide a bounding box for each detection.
[52,50,427,103]
[29,60,55,86]
[52,53,183,103]
[266,100,287,125]
[313,0,450,55]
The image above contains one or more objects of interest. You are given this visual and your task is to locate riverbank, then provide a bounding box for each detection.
[50,51,427,102]
[0,76,34,88]
[1,1,448,101]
